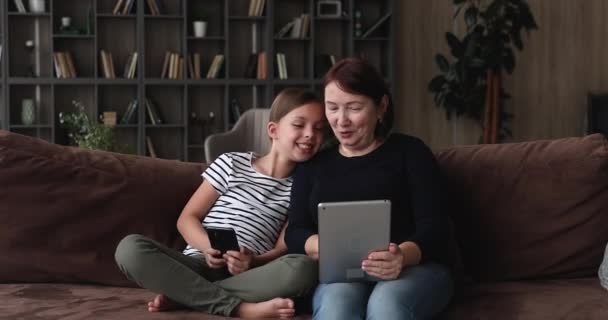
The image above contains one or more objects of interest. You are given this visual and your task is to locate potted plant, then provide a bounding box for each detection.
[59,100,115,151]
[428,0,538,143]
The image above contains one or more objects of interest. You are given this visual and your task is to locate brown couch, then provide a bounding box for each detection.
[1,130,607,319]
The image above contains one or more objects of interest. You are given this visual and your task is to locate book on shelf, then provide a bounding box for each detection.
[187,54,195,79]
[256,51,267,80]
[99,50,116,79]
[177,56,184,80]
[14,0,26,13]
[112,0,136,15]
[146,136,158,158]
[244,53,258,78]
[275,20,295,38]
[276,53,288,79]
[354,10,363,38]
[160,51,170,78]
[193,53,201,79]
[145,98,164,125]
[248,0,266,17]
[229,98,242,126]
[64,51,77,78]
[53,51,77,79]
[146,0,161,15]
[361,12,391,38]
[206,54,225,79]
[120,99,138,124]
[123,52,138,79]
[287,14,310,39]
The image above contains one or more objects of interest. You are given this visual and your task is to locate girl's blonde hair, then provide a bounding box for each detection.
[269,88,322,123]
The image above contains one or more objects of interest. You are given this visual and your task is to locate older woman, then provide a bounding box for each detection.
[285,57,453,319]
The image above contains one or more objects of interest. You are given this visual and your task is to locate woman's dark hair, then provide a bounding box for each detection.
[323,57,394,138]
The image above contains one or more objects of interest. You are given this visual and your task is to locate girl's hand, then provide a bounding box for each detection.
[361,243,404,280]
[203,247,226,269]
[224,247,254,275]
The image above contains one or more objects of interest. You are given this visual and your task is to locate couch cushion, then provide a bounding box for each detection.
[445,278,608,319]
[437,134,608,281]
[0,131,204,286]
[0,283,312,320]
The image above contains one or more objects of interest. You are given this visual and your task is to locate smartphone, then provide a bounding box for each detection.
[205,226,240,254]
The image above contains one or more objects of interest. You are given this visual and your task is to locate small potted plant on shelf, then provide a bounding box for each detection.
[59,100,115,151]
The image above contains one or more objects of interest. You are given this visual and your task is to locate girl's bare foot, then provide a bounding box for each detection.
[147,294,180,312]
[235,298,295,319]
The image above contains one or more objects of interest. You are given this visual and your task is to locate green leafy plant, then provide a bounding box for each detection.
[59,100,115,151]
[428,0,537,143]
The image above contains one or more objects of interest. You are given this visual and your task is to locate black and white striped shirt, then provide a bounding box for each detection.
[183,152,292,256]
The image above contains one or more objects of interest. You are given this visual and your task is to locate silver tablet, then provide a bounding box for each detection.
[318,200,391,283]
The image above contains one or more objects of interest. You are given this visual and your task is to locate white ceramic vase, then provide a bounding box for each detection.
[21,99,36,125]
[28,0,45,13]
[193,21,207,38]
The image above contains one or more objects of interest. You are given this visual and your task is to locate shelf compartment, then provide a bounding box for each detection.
[187,0,224,38]
[98,18,137,80]
[9,84,52,126]
[144,85,185,125]
[8,15,52,77]
[187,85,225,146]
[144,19,183,78]
[98,84,138,125]
[52,0,95,36]
[54,37,95,77]
[144,128,185,161]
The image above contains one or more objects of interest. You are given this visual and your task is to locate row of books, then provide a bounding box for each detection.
[120,98,164,125]
[243,52,270,79]
[160,52,185,80]
[53,51,77,79]
[160,52,224,79]
[112,0,136,15]
[275,14,310,39]
[247,0,266,17]
[99,50,138,79]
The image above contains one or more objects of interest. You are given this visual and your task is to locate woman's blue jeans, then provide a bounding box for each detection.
[312,263,453,320]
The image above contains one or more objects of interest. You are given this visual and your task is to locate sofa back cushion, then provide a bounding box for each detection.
[436,134,608,282]
[0,131,203,286]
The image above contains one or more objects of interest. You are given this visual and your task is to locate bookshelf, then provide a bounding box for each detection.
[0,0,394,162]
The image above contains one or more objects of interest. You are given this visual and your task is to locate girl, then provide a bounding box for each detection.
[115,88,326,318]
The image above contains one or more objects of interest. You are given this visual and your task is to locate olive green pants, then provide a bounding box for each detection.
[114,234,318,317]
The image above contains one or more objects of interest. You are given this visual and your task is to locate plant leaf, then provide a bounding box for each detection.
[429,75,447,92]
[464,6,478,28]
[446,32,464,58]
[435,54,450,73]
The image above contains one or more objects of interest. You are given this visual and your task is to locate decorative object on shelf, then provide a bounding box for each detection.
[24,40,36,77]
[101,112,117,127]
[428,0,538,143]
[354,9,362,37]
[21,99,36,125]
[59,100,115,151]
[191,7,208,38]
[193,21,207,38]
[59,16,79,35]
[317,0,342,18]
[28,0,45,13]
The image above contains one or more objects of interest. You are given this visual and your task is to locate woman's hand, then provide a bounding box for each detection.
[361,243,404,280]
[224,247,254,275]
[203,247,227,269]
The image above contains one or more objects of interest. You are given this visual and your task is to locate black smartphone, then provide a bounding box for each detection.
[205,226,240,254]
